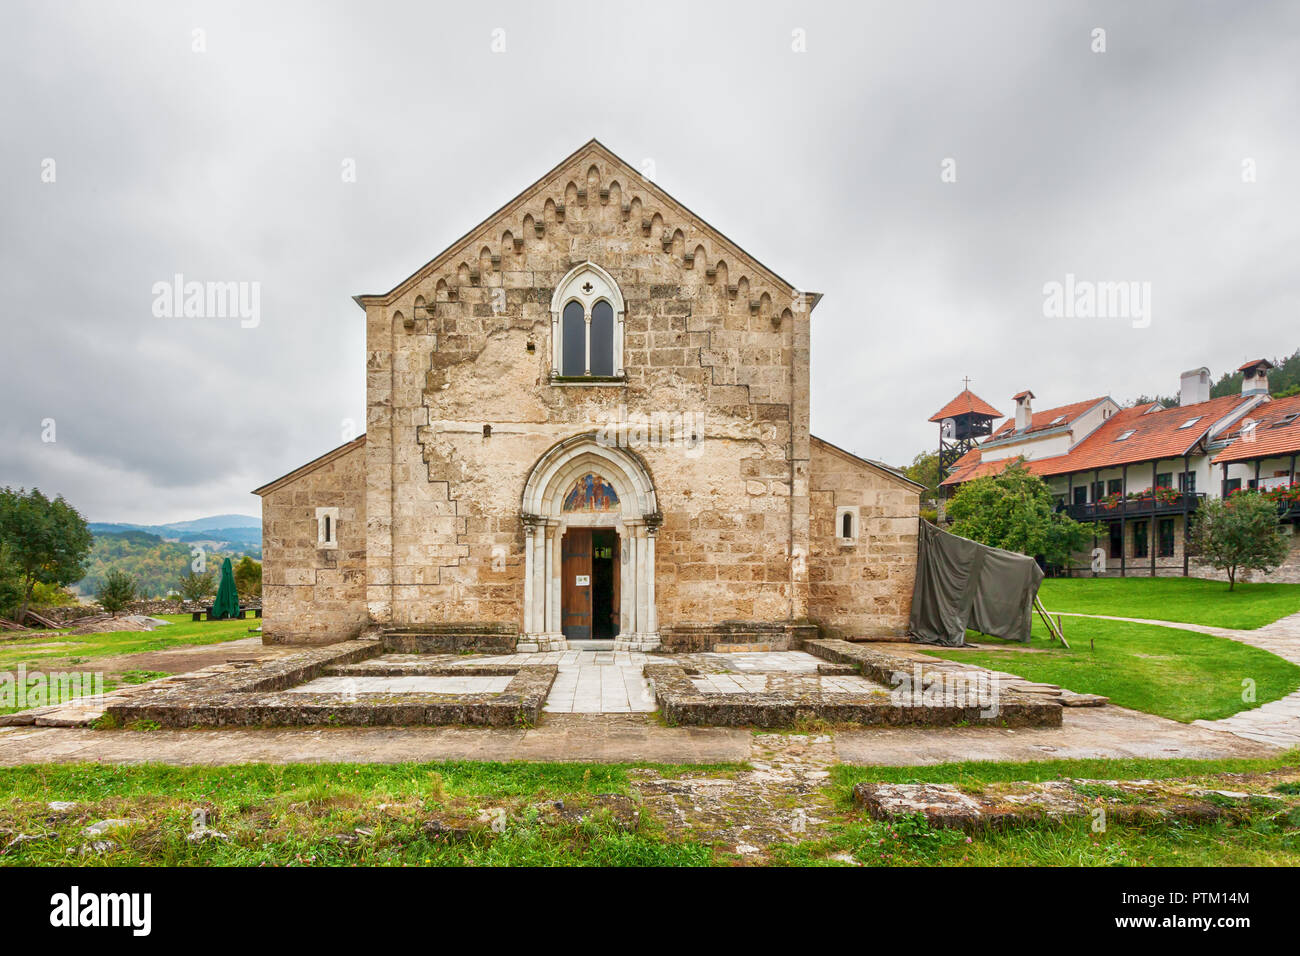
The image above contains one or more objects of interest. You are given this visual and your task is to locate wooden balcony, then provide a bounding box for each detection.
[1064,492,1205,522]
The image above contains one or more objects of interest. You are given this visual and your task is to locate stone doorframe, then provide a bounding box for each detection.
[520,434,661,652]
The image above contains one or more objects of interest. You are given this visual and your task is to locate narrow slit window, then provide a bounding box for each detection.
[316,507,339,550]
[835,506,859,543]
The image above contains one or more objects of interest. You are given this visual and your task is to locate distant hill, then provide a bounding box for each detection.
[89,513,258,536]
[163,514,259,532]
[88,514,260,555]
[75,529,255,598]
[80,516,261,597]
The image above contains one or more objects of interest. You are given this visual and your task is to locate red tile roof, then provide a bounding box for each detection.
[928,389,1003,423]
[942,394,1259,487]
[1239,358,1274,372]
[941,452,1072,486]
[986,397,1108,440]
[1012,390,1034,401]
[1212,393,1300,464]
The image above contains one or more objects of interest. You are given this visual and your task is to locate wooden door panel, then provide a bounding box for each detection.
[561,529,592,639]
[610,531,620,637]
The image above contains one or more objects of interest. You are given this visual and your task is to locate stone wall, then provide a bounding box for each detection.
[1191,527,1300,584]
[361,144,815,633]
[807,438,920,638]
[125,599,211,616]
[1062,516,1300,581]
[259,439,368,644]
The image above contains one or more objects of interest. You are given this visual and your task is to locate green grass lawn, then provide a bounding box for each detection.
[0,614,256,672]
[1,755,1296,867]
[1038,576,1300,629]
[0,614,256,715]
[922,617,1300,722]
[779,751,1300,867]
[0,761,731,867]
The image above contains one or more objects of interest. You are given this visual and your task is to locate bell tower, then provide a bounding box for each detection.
[929,379,1002,476]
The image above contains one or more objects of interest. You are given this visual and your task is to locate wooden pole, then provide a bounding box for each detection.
[1034,595,1070,648]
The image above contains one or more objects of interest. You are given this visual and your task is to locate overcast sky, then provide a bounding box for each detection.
[2,0,1297,524]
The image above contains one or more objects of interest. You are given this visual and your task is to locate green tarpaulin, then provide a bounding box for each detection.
[908,520,1043,646]
[211,557,240,620]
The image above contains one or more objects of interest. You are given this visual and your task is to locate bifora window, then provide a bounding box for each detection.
[550,262,625,380]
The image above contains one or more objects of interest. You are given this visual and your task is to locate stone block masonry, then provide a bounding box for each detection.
[257,438,368,644]
[255,140,921,647]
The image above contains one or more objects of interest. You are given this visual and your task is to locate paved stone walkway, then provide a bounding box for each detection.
[0,716,751,765]
[0,702,1273,766]
[503,649,658,714]
[1058,609,1300,749]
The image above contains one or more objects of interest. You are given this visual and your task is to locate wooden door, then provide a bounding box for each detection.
[561,529,593,639]
[610,531,620,636]
[591,530,619,639]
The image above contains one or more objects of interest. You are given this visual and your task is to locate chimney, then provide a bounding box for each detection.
[1239,359,1273,396]
[1013,390,1034,432]
[1178,367,1210,406]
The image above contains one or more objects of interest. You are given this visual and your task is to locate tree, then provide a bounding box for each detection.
[1210,348,1300,399]
[946,460,1096,567]
[904,451,942,506]
[97,568,137,617]
[0,545,24,620]
[177,568,216,601]
[1188,492,1289,590]
[233,555,262,601]
[0,487,93,625]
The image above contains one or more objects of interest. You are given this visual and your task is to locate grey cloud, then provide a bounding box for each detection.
[1,0,1296,520]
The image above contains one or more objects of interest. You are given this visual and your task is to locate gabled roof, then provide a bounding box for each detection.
[928,389,1003,423]
[811,435,926,492]
[986,397,1108,441]
[352,138,819,312]
[252,435,367,497]
[942,393,1260,487]
[1212,393,1300,464]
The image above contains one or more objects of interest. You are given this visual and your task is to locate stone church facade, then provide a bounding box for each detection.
[254,140,920,650]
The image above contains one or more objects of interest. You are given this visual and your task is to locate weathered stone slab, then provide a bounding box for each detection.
[659,621,819,653]
[106,640,555,728]
[647,651,1060,729]
[380,622,518,654]
[852,777,1290,830]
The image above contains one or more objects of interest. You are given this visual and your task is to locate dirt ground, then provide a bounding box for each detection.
[36,637,296,677]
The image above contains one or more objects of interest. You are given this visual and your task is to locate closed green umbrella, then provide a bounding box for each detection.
[211,557,240,619]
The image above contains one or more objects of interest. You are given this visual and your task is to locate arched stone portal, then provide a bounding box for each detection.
[519,434,661,651]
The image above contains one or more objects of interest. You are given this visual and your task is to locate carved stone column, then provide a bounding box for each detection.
[614,513,661,651]
[537,520,565,650]
[645,521,659,639]
[518,514,541,652]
